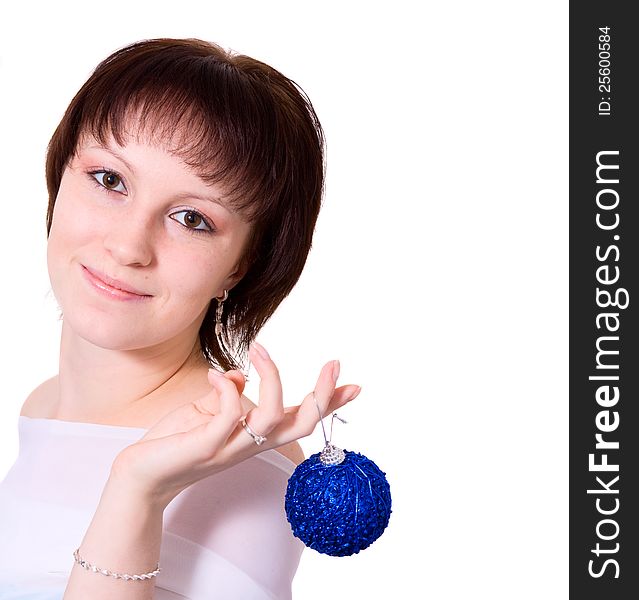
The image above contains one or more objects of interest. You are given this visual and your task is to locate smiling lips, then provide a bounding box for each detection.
[82,265,151,297]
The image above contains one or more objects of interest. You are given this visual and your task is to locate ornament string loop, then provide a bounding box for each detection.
[313,391,347,446]
[329,413,347,444]
[312,391,347,466]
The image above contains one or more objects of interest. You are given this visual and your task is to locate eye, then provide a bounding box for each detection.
[88,170,127,194]
[170,210,215,235]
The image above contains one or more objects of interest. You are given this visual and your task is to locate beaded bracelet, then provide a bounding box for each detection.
[73,547,161,581]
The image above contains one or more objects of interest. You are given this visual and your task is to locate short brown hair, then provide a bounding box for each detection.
[45,38,325,371]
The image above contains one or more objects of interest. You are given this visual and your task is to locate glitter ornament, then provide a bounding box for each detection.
[284,399,392,556]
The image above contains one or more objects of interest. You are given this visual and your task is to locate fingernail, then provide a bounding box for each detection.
[348,385,362,401]
[332,360,340,382]
[252,341,270,360]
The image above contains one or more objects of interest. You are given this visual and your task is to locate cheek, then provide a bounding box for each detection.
[158,254,225,303]
[157,229,249,302]
[49,179,103,247]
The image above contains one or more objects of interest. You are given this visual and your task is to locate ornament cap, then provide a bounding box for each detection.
[319,443,345,466]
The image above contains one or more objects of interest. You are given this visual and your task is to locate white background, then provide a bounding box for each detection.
[0,1,568,598]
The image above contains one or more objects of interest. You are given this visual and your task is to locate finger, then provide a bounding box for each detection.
[284,384,360,443]
[265,359,337,444]
[302,359,339,426]
[283,384,361,416]
[195,368,246,417]
[198,369,244,453]
[240,342,284,439]
[223,369,246,396]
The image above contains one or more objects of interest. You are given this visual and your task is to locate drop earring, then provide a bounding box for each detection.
[214,289,228,338]
[214,289,251,381]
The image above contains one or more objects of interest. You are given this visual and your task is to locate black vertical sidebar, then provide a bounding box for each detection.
[570,3,639,599]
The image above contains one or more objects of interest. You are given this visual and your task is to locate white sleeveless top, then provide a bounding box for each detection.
[0,416,304,599]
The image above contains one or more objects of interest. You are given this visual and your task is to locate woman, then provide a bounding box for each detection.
[0,38,361,599]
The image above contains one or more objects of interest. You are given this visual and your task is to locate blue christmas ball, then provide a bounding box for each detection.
[284,447,392,556]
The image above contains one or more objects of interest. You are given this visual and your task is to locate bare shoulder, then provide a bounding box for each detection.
[20,375,58,417]
[240,393,306,466]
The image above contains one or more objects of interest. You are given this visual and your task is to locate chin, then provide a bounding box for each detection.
[61,312,149,350]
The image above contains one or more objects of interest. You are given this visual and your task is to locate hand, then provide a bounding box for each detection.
[110,342,362,508]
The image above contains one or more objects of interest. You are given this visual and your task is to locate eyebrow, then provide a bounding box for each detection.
[89,144,137,176]
[87,144,233,212]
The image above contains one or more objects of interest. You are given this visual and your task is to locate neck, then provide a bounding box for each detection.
[52,319,209,426]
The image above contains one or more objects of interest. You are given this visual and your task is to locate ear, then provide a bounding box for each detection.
[220,261,249,293]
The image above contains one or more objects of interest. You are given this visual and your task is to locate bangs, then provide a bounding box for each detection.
[72,47,292,223]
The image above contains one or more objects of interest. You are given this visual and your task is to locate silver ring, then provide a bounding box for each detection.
[241,416,267,446]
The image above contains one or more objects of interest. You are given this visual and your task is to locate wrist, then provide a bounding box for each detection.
[64,468,166,596]
[106,466,172,514]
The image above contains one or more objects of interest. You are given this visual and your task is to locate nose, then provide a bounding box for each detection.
[102,207,154,267]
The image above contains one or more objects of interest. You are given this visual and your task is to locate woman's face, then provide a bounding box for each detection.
[47,131,252,353]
